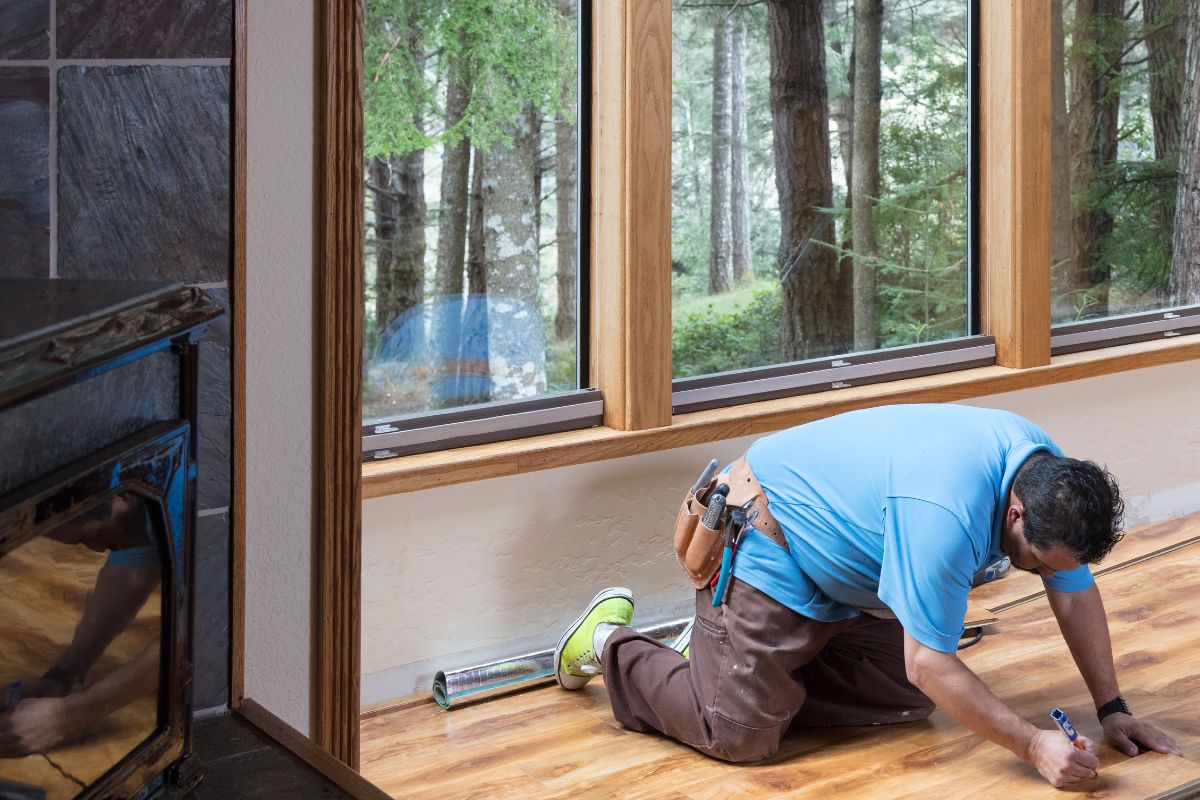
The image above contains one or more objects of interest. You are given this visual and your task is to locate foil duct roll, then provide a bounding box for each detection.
[432,617,691,709]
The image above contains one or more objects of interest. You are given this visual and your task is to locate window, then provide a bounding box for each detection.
[360,0,596,458]
[669,0,989,412]
[1049,0,1200,352]
[350,0,1200,466]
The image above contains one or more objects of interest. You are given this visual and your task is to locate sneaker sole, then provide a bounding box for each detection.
[554,586,633,690]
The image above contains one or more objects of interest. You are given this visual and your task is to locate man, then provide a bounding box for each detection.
[552,404,1182,788]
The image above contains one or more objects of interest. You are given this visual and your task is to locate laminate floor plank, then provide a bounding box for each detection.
[361,515,1200,799]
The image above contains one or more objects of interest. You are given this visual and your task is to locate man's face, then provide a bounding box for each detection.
[1000,495,1082,578]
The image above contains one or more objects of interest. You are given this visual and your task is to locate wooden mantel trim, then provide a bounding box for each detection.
[362,336,1200,499]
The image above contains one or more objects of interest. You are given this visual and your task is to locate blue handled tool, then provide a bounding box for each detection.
[712,500,751,608]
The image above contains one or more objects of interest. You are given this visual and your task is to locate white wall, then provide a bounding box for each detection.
[243,0,315,734]
[362,362,1200,705]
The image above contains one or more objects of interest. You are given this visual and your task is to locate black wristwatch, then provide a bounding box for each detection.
[1097,696,1131,722]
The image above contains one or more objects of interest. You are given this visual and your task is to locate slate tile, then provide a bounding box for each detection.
[0,67,49,277]
[197,287,231,512]
[193,512,230,710]
[57,66,230,283]
[57,0,232,59]
[191,713,270,764]
[0,0,49,59]
[194,745,352,799]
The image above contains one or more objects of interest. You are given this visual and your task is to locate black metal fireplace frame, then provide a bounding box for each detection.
[0,422,195,798]
[0,282,221,799]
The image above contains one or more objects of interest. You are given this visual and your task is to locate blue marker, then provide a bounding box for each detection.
[1051,707,1087,751]
[2,681,19,713]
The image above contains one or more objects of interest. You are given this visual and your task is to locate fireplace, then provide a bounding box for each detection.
[0,280,221,799]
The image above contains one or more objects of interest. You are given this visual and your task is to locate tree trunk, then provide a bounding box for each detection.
[1145,0,1187,246]
[481,107,547,399]
[371,151,426,347]
[709,12,733,294]
[435,49,471,299]
[1067,0,1124,318]
[1051,0,1072,317]
[554,0,579,342]
[467,147,486,297]
[851,0,881,352]
[430,46,471,408]
[731,16,752,283]
[1170,4,1200,303]
[769,0,848,360]
[1145,0,1186,162]
[454,146,490,406]
[832,32,856,330]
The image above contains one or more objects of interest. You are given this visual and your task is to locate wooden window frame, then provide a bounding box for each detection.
[293,0,1200,769]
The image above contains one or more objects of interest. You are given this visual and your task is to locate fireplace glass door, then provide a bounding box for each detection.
[0,423,190,799]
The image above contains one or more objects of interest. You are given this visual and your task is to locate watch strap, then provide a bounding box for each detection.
[1097,696,1131,722]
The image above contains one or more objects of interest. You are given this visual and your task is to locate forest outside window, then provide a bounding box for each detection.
[1048,0,1200,353]
[361,0,595,459]
[669,0,987,411]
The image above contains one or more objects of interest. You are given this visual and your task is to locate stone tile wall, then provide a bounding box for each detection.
[0,0,234,711]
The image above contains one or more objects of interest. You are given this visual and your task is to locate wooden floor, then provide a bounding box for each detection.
[361,513,1200,800]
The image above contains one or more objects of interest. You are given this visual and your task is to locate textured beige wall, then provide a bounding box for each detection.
[243,0,315,734]
[362,362,1200,705]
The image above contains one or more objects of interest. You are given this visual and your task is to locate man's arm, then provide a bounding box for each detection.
[1046,584,1183,757]
[903,632,1100,788]
[53,560,159,685]
[0,643,158,757]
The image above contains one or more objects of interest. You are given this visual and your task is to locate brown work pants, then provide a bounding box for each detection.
[601,578,934,763]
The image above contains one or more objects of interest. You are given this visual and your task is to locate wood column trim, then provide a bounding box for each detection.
[315,0,364,769]
[590,0,672,431]
[980,0,1052,368]
[230,0,247,710]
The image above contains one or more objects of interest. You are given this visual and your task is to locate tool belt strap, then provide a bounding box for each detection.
[724,457,787,550]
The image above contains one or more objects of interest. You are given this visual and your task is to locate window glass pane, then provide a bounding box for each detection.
[1051,0,1199,323]
[671,0,971,380]
[362,1,582,421]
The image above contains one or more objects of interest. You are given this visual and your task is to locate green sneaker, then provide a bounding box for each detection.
[671,618,694,660]
[554,587,634,690]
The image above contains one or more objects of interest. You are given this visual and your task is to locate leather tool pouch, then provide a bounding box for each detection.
[673,457,789,589]
[672,476,725,589]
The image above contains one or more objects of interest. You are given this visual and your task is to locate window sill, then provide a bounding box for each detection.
[361,334,1200,499]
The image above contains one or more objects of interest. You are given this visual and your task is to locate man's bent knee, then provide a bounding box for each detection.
[705,713,786,764]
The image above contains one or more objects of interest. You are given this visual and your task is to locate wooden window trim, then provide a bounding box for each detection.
[362,335,1200,498]
[314,0,363,769]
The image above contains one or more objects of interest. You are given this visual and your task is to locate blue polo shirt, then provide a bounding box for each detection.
[730,404,1094,653]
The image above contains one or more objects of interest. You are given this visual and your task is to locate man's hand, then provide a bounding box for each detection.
[1102,713,1183,757]
[0,697,72,756]
[1029,729,1100,788]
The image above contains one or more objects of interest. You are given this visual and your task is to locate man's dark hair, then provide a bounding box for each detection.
[1012,452,1125,564]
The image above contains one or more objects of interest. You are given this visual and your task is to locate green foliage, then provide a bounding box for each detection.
[365,0,576,157]
[672,284,782,378]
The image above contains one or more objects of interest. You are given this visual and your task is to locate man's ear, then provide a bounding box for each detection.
[1007,496,1024,523]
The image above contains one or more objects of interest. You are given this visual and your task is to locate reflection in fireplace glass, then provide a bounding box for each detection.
[0,494,162,799]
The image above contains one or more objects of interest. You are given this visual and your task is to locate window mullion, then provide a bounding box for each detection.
[591,0,672,431]
[981,0,1051,368]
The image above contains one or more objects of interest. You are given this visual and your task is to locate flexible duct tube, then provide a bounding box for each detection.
[432,617,691,709]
